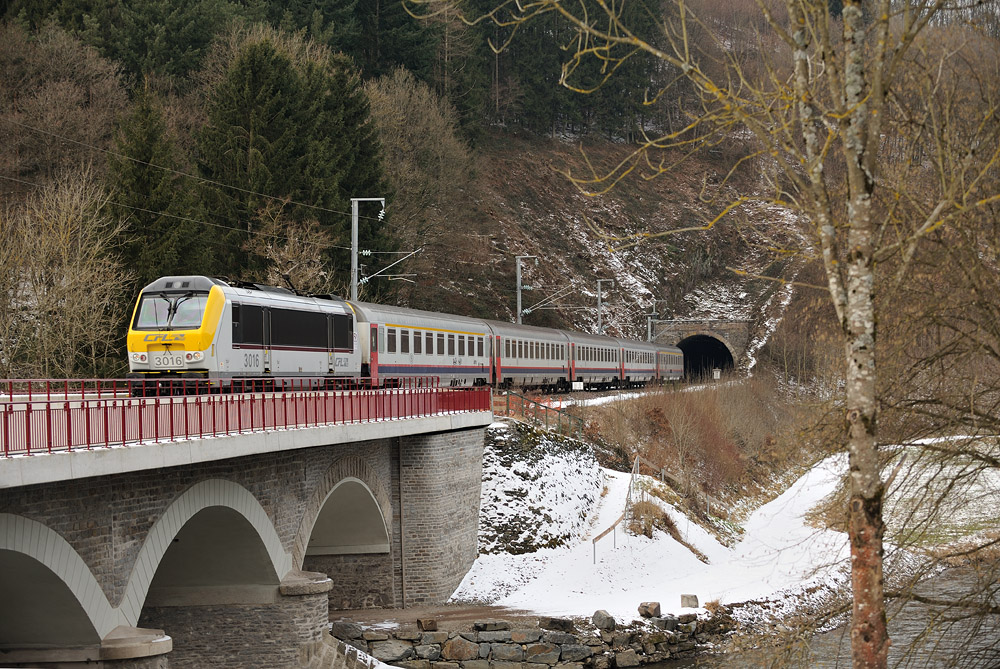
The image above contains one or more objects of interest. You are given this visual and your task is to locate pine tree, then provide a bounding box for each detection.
[355,0,441,81]
[106,83,207,290]
[197,27,391,288]
[94,0,236,85]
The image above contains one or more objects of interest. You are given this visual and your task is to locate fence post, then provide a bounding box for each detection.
[65,401,72,451]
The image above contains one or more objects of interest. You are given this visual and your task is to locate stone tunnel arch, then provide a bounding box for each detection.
[678,333,736,379]
[0,514,115,650]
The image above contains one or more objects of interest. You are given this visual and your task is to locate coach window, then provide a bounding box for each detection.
[333,314,352,350]
[448,334,455,356]
[478,337,484,357]
[504,339,510,357]
[458,335,466,356]
[414,330,422,354]
[387,328,397,353]
[401,330,410,354]
[231,303,242,344]
[425,332,433,355]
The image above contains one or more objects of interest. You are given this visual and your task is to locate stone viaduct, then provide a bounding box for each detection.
[651,319,750,377]
[0,408,492,668]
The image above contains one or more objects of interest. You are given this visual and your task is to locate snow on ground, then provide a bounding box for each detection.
[452,423,851,625]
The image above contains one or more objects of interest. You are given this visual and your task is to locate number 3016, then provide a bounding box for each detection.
[244,353,261,367]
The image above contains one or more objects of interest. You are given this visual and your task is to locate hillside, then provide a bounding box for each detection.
[393,130,799,346]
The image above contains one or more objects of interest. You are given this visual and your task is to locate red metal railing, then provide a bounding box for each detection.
[0,378,491,457]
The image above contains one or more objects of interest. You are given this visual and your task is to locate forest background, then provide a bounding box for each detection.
[0,0,702,376]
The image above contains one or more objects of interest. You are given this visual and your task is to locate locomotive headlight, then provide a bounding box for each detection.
[185,351,205,362]
[131,353,147,363]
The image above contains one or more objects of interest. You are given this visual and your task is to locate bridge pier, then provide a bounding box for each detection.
[138,572,332,668]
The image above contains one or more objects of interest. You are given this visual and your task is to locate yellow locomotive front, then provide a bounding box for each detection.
[126,276,226,388]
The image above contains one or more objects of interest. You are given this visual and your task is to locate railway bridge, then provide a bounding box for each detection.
[651,319,751,377]
[0,381,492,668]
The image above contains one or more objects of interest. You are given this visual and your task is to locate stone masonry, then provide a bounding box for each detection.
[333,615,711,669]
[0,426,487,667]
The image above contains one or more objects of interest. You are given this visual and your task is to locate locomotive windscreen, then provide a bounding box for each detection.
[133,292,209,330]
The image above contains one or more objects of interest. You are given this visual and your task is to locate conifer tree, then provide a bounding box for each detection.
[197,27,390,288]
[107,83,207,290]
[87,0,236,85]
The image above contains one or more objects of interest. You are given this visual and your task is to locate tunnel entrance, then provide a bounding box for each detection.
[678,334,734,379]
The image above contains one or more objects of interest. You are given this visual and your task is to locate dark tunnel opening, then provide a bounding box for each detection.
[678,335,734,380]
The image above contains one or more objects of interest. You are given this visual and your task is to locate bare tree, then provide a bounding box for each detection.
[407,1,1000,666]
[242,202,339,295]
[1,166,132,378]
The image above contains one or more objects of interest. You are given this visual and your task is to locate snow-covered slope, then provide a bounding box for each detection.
[452,422,851,624]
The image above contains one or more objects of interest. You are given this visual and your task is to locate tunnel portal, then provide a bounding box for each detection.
[678,334,735,379]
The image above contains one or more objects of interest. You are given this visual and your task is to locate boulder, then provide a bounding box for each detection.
[394,661,430,669]
[463,661,490,669]
[511,628,542,643]
[539,616,575,632]
[681,594,699,608]
[614,649,640,667]
[417,618,438,631]
[542,631,577,645]
[491,643,525,662]
[421,632,449,645]
[363,630,389,641]
[524,642,561,665]
[415,644,441,661]
[592,610,616,631]
[637,602,661,618]
[561,644,594,662]
[474,619,511,631]
[330,621,363,639]
[478,630,512,643]
[652,615,679,632]
[441,636,480,661]
[370,640,414,663]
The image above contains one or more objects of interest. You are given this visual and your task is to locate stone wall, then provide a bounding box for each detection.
[333,615,712,669]
[139,588,329,668]
[399,429,485,605]
[305,553,396,610]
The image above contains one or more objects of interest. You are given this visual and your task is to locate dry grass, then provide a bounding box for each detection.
[628,499,709,563]
[585,374,835,546]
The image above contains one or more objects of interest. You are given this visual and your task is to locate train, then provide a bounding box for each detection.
[126,275,684,392]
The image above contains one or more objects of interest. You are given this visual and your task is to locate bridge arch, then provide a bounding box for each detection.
[293,455,393,565]
[678,332,737,378]
[122,479,292,619]
[0,514,118,646]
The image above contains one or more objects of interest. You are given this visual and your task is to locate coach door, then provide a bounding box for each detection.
[369,325,379,385]
[263,308,272,373]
